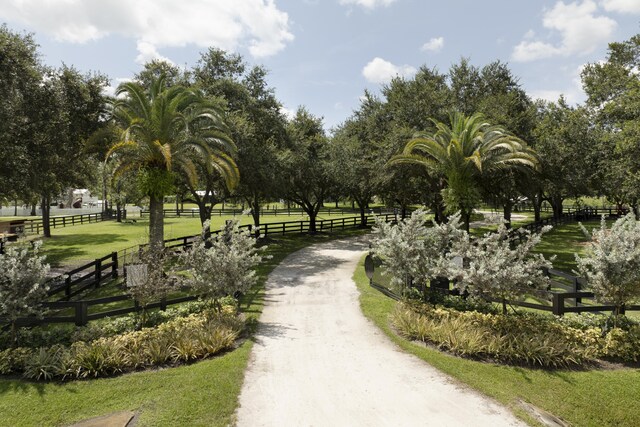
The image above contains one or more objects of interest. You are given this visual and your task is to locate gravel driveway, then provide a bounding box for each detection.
[236,236,526,427]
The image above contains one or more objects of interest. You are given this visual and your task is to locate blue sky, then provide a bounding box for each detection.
[1,0,638,130]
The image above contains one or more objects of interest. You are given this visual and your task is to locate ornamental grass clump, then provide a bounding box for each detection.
[576,213,640,318]
[6,308,243,381]
[180,220,266,310]
[392,303,602,367]
[0,241,50,344]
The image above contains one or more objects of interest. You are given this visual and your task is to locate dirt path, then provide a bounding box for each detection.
[236,237,525,426]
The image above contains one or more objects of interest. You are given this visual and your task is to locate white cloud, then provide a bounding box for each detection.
[103,77,134,97]
[0,0,294,61]
[601,0,640,13]
[512,0,616,62]
[421,37,444,53]
[339,0,397,10]
[280,106,296,120]
[528,64,588,104]
[362,57,416,84]
[135,41,174,65]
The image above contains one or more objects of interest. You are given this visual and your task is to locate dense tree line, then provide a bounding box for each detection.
[2,22,640,245]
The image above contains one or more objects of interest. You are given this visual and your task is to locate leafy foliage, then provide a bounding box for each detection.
[451,224,553,313]
[576,214,640,315]
[371,210,464,290]
[0,242,50,337]
[180,220,266,307]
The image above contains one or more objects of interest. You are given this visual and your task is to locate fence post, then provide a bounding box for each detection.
[160,297,167,311]
[75,301,88,326]
[111,252,118,278]
[552,293,564,316]
[574,277,581,306]
[95,258,102,285]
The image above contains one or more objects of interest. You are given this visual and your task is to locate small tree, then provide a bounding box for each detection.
[576,214,640,317]
[451,225,552,314]
[126,249,173,326]
[371,210,464,292]
[0,241,50,344]
[180,220,265,309]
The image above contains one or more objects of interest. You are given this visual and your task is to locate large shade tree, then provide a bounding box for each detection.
[108,74,238,251]
[391,112,538,231]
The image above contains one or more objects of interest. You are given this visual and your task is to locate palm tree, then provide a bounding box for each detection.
[390,112,538,231]
[107,75,239,252]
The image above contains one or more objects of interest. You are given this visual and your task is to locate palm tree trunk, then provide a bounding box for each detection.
[149,195,164,252]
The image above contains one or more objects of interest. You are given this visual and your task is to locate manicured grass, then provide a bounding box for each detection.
[40,212,359,267]
[533,220,606,272]
[0,229,368,427]
[354,256,640,427]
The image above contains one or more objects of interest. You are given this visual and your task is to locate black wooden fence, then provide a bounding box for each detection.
[140,206,387,218]
[4,213,398,328]
[17,211,113,235]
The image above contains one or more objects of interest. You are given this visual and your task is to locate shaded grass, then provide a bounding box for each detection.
[354,256,640,427]
[0,229,368,427]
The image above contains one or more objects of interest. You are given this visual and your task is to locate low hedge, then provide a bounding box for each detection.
[393,302,640,367]
[0,308,244,380]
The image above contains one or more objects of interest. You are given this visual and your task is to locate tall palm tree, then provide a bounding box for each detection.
[390,112,538,231]
[107,75,239,252]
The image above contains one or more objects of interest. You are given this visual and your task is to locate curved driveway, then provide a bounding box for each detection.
[236,237,525,427]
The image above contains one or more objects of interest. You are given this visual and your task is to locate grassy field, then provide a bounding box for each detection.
[39,212,359,267]
[354,256,640,427]
[0,229,368,427]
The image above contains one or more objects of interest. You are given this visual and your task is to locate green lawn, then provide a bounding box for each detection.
[354,256,640,427]
[0,229,368,427]
[40,212,360,267]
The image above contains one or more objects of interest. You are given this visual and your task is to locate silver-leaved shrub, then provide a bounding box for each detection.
[0,241,50,341]
[451,225,553,314]
[576,213,640,316]
[125,249,174,325]
[371,210,465,290]
[180,220,266,309]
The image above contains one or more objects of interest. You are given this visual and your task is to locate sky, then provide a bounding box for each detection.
[0,0,639,130]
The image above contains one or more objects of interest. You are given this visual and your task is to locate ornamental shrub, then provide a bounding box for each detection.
[576,214,640,317]
[450,225,553,314]
[371,210,465,291]
[180,220,266,309]
[0,241,50,343]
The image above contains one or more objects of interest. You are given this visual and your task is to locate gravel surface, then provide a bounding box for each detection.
[236,236,526,427]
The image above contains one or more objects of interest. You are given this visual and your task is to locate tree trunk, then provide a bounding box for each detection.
[116,203,122,222]
[251,202,261,227]
[401,204,407,220]
[462,211,471,233]
[533,195,542,222]
[335,199,338,209]
[14,199,17,216]
[551,195,564,220]
[149,195,165,252]
[30,203,36,216]
[42,195,51,238]
[503,201,513,229]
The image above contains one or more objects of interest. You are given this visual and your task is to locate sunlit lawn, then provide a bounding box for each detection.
[40,211,358,267]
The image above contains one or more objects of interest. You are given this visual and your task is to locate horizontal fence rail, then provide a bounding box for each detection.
[0,211,114,237]
[140,206,389,218]
[5,212,399,328]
